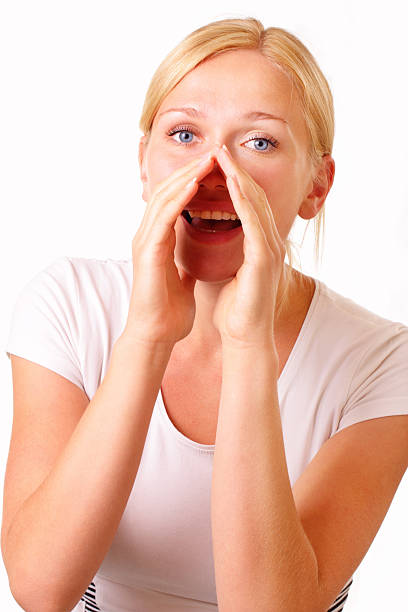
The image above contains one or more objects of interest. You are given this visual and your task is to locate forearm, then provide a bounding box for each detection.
[5,335,173,612]
[211,343,319,611]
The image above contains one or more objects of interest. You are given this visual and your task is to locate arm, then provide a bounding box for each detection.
[211,342,408,612]
[3,336,173,612]
[208,144,408,611]
[211,343,320,612]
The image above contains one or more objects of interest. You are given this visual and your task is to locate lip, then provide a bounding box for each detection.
[180,211,243,244]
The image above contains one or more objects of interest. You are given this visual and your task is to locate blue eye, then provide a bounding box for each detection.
[176,130,194,143]
[166,125,279,152]
[166,126,196,147]
[253,139,268,151]
[245,135,279,152]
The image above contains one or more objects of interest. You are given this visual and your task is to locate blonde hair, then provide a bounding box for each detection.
[139,17,334,317]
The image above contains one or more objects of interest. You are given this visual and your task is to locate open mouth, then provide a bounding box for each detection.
[181,210,242,231]
[181,210,193,223]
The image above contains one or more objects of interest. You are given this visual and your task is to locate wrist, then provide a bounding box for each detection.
[113,332,174,363]
[221,334,278,354]
[221,337,279,366]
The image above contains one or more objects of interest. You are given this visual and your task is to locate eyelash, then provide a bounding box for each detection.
[166,124,279,153]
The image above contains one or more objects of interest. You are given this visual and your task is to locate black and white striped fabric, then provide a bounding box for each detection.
[78,577,353,611]
[80,581,101,611]
[328,577,353,611]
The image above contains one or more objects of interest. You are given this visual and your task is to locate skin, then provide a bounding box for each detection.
[138,48,334,356]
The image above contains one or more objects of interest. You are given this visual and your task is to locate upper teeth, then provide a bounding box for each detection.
[188,210,239,221]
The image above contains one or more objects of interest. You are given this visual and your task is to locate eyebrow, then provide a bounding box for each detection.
[157,106,288,124]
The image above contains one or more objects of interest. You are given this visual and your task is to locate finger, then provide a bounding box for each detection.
[144,156,214,239]
[215,145,270,224]
[215,145,255,189]
[136,176,198,254]
[146,152,217,225]
[216,146,272,246]
[137,155,216,251]
[138,153,212,228]
[216,145,284,256]
[225,173,269,261]
[152,151,215,200]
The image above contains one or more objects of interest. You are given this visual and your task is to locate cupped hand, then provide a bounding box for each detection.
[122,149,218,349]
[211,145,286,349]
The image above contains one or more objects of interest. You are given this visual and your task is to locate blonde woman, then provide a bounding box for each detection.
[2,17,408,612]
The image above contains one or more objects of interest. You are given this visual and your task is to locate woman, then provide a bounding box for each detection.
[3,17,408,612]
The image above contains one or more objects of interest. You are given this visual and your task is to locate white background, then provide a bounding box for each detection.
[1,0,407,609]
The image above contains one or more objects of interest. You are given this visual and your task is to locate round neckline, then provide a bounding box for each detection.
[157,276,321,451]
[158,388,216,451]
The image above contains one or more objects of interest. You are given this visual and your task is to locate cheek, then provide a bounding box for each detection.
[260,161,300,206]
[260,162,306,237]
[148,155,177,187]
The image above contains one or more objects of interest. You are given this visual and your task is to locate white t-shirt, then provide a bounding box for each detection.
[5,256,408,612]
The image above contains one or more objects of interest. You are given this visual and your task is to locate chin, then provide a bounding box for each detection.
[173,216,244,282]
[175,246,240,283]
[177,258,237,283]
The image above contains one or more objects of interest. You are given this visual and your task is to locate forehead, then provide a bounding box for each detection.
[165,49,292,102]
[155,49,306,137]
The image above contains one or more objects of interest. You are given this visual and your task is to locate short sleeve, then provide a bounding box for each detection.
[337,323,408,433]
[4,256,85,392]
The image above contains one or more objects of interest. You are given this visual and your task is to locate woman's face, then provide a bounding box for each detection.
[139,49,329,283]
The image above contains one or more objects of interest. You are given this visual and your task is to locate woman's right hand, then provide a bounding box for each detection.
[121,149,217,350]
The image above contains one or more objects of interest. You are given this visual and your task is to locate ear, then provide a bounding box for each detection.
[298,155,335,220]
[138,134,149,202]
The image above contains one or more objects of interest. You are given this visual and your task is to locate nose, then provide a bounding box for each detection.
[198,158,228,191]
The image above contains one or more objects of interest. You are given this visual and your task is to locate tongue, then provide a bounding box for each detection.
[191,218,241,231]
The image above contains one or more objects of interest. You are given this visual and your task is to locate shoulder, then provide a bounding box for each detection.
[64,255,132,288]
[314,279,408,351]
[15,254,134,337]
[44,256,133,309]
[304,280,408,418]
[17,255,133,307]
[317,279,404,327]
[59,256,133,335]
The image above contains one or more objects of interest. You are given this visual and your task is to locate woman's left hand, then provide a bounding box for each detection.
[211,144,286,349]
